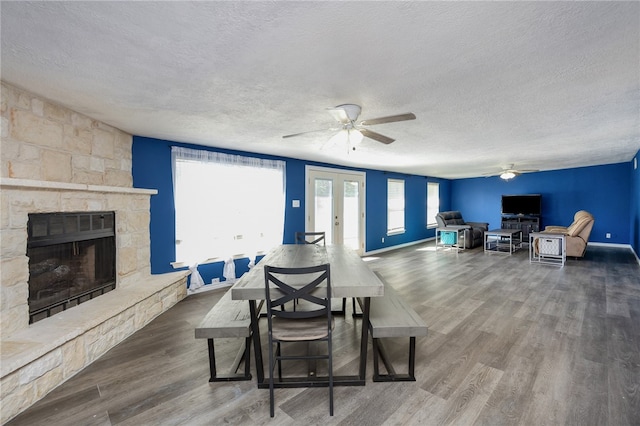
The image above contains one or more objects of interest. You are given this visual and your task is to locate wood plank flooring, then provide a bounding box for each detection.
[6,243,640,425]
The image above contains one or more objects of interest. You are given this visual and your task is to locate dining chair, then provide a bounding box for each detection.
[264,263,334,417]
[295,231,326,246]
[295,231,347,315]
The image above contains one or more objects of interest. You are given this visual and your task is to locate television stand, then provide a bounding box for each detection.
[501,215,540,241]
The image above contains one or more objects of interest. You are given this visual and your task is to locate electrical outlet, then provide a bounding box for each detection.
[381,237,385,243]
[606,233,611,239]
[211,278,220,283]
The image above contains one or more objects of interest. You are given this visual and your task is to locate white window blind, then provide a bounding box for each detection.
[427,182,440,228]
[172,146,286,263]
[387,178,405,235]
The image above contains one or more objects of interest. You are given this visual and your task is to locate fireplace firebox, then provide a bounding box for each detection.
[27,212,116,324]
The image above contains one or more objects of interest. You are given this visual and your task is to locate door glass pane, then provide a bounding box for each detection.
[314,178,333,243]
[343,180,359,250]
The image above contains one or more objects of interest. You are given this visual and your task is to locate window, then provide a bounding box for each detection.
[427,182,440,228]
[387,179,405,235]
[172,146,285,263]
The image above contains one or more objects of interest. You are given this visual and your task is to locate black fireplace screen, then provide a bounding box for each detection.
[27,212,116,324]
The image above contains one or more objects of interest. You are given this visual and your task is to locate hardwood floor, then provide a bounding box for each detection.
[6,243,640,425]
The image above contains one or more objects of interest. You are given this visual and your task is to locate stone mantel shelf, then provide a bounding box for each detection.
[0,177,158,195]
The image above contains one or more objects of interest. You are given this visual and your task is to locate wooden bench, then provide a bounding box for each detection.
[361,274,428,382]
[195,289,262,382]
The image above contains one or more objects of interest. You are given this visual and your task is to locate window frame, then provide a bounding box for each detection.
[171,146,286,265]
[386,178,405,236]
[427,181,440,229]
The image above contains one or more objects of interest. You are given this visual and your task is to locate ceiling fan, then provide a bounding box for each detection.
[487,164,540,180]
[282,104,416,149]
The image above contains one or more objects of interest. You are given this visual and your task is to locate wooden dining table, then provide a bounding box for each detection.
[230,243,385,387]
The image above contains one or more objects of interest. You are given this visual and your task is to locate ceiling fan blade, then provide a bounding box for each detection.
[360,113,416,126]
[360,129,395,144]
[282,128,335,139]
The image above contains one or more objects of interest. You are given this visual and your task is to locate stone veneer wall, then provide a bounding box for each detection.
[0,82,188,423]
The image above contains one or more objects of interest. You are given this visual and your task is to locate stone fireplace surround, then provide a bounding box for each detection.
[1,82,188,423]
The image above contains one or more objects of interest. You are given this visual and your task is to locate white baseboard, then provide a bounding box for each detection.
[364,237,435,256]
[588,241,632,249]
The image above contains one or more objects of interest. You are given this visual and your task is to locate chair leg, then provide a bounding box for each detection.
[268,339,275,417]
[328,336,334,416]
[269,379,275,417]
[277,342,282,379]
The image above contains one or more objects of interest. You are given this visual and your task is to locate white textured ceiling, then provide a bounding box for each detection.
[2,1,639,179]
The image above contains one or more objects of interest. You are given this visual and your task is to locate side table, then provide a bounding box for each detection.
[436,225,469,254]
[529,232,566,267]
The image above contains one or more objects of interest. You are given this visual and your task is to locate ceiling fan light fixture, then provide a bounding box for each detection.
[328,130,348,147]
[500,171,516,180]
[328,128,364,152]
[349,129,363,146]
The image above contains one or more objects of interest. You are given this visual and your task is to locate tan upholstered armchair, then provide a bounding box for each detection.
[542,210,594,258]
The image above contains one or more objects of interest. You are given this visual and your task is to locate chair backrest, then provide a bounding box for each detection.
[567,210,595,240]
[295,231,326,246]
[435,211,465,227]
[264,264,331,320]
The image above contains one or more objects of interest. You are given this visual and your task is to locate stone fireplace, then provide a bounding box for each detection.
[1,82,188,423]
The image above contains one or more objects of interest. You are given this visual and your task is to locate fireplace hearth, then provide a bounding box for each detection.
[27,212,116,323]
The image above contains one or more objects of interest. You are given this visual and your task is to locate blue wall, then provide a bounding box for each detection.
[364,171,448,251]
[451,163,632,245]
[132,136,447,279]
[631,150,640,256]
[133,136,637,284]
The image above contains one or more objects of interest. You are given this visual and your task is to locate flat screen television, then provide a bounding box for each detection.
[501,194,541,216]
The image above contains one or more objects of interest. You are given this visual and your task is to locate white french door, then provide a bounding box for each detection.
[305,166,365,255]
